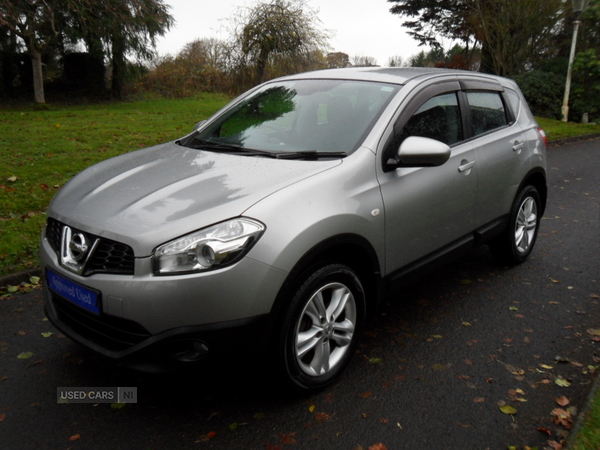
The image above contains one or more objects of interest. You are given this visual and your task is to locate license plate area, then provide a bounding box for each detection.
[46,269,101,315]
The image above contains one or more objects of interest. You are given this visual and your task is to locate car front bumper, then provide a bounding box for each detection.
[40,234,287,372]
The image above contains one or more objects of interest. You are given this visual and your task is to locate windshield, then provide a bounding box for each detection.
[183,79,399,156]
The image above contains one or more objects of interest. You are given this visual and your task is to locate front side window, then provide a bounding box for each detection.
[398,92,463,146]
[184,80,399,156]
[467,91,509,136]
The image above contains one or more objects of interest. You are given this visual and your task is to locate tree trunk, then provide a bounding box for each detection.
[255,49,270,85]
[479,41,495,74]
[111,36,126,100]
[29,45,46,104]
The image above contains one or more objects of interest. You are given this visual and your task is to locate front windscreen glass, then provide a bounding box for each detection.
[183,79,399,156]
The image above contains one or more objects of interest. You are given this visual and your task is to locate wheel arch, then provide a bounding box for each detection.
[518,168,547,216]
[269,234,384,325]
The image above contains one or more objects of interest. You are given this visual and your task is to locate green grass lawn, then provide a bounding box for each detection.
[567,379,600,450]
[0,98,598,278]
[537,117,600,141]
[0,94,230,276]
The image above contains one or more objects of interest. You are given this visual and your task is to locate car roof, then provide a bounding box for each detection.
[277,67,505,86]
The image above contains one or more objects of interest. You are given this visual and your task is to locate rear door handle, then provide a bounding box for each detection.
[458,160,475,173]
[513,142,524,153]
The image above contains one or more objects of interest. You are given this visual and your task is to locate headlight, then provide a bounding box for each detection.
[153,218,265,275]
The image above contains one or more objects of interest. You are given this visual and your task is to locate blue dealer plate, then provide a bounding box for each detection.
[47,269,101,315]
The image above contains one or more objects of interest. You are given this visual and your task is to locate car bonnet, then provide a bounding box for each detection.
[48,142,342,256]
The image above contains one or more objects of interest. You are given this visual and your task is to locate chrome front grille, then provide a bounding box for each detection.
[46,218,135,276]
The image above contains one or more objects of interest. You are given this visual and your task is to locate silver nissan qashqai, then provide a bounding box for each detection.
[41,67,547,390]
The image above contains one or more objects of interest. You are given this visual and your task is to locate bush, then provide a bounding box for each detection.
[571,49,600,123]
[512,71,564,120]
[135,56,231,98]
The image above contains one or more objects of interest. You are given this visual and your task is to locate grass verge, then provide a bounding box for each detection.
[537,117,600,141]
[567,384,600,450]
[1,94,230,276]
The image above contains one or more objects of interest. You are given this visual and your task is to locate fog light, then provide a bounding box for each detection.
[171,340,209,363]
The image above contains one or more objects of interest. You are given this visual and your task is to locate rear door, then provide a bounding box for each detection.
[460,81,530,226]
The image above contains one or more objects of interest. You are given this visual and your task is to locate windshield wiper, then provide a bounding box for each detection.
[186,139,244,152]
[182,140,346,160]
[184,139,282,158]
[274,151,347,160]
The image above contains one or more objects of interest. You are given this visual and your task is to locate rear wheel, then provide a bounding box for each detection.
[277,264,365,391]
[490,185,541,265]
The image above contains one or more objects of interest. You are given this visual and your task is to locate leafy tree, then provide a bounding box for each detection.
[388,0,472,49]
[137,38,230,97]
[0,0,173,102]
[570,0,600,121]
[0,0,61,104]
[467,0,564,76]
[231,0,330,86]
[327,51,349,68]
[388,0,565,75]
[69,0,173,99]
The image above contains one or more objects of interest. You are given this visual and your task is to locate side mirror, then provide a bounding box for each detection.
[387,136,451,169]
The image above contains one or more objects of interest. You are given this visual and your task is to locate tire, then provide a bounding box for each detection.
[490,185,541,265]
[277,264,366,391]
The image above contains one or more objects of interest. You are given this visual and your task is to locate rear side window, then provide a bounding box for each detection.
[467,91,508,136]
[399,92,463,146]
[504,88,521,120]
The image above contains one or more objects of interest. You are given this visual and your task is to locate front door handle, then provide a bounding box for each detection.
[458,160,475,173]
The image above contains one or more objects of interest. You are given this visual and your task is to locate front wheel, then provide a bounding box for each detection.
[490,185,541,265]
[277,264,366,391]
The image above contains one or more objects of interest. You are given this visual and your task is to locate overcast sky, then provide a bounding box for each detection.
[155,0,430,67]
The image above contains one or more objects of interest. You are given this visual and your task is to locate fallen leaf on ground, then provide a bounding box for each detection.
[552,408,572,429]
[314,412,332,422]
[499,405,517,415]
[68,434,81,441]
[368,444,388,450]
[555,378,571,387]
[556,396,570,407]
[17,352,34,359]
[280,433,297,444]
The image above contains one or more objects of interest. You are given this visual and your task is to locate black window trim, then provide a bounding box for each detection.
[381,78,518,171]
